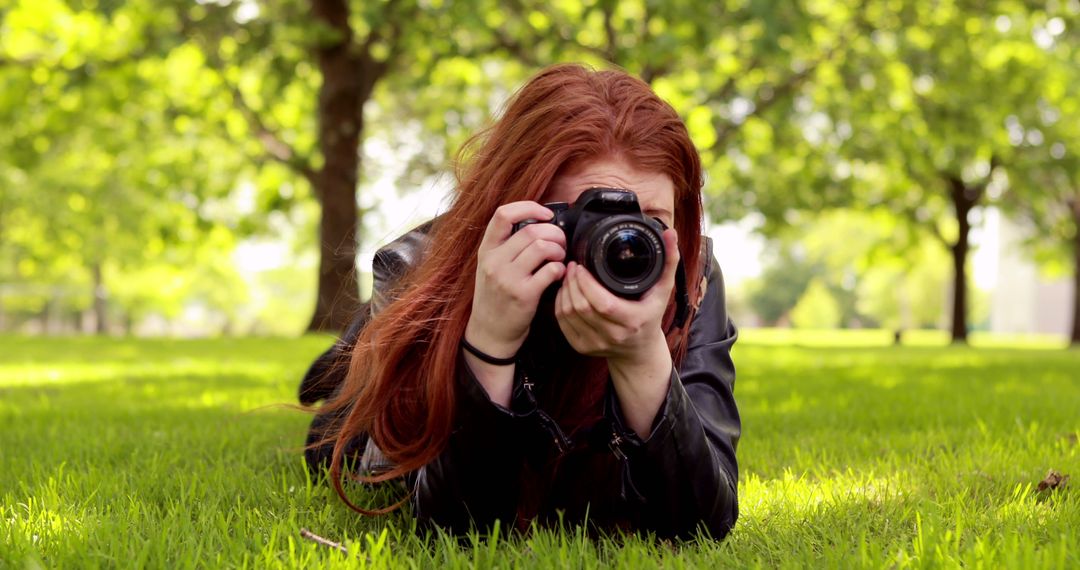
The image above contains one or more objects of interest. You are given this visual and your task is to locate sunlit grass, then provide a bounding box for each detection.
[741,327,1071,348]
[2,330,1078,568]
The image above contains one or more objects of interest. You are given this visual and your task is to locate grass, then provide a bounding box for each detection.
[1,331,1078,568]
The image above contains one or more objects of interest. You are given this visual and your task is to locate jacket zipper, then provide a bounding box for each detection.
[521,371,572,454]
[609,432,628,461]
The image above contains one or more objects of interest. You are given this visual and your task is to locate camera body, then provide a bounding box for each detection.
[512,187,666,299]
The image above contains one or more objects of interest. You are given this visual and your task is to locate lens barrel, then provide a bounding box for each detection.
[576,217,664,298]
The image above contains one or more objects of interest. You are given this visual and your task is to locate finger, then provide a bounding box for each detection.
[555,276,588,344]
[505,223,567,264]
[573,260,628,325]
[512,239,566,275]
[642,229,681,303]
[479,201,555,252]
[523,261,566,298]
[556,312,589,352]
[565,263,595,318]
[555,266,574,319]
[483,222,566,271]
[480,217,565,278]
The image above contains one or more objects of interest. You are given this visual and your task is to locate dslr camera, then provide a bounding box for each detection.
[512,188,666,299]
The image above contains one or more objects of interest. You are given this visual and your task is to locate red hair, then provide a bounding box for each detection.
[320,63,705,515]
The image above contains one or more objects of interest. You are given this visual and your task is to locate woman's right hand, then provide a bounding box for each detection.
[464,201,567,360]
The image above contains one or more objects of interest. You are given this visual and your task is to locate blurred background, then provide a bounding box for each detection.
[1,0,1077,345]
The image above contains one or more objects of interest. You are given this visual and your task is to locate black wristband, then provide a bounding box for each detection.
[461,338,517,366]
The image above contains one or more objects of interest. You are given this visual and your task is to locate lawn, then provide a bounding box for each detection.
[2,331,1078,568]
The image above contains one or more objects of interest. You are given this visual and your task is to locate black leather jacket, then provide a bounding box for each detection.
[301,222,741,540]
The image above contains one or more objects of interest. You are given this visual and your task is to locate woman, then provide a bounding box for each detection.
[300,63,741,540]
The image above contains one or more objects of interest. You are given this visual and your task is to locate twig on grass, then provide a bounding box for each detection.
[300,528,349,555]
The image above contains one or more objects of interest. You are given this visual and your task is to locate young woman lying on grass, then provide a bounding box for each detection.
[299,63,741,540]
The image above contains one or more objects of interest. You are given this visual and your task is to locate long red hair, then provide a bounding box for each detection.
[320,63,705,514]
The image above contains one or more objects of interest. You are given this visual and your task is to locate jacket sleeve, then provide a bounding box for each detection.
[302,220,434,473]
[408,360,534,533]
[298,306,370,406]
[606,240,741,539]
[301,307,372,474]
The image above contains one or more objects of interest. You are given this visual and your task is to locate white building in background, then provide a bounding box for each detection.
[990,213,1072,336]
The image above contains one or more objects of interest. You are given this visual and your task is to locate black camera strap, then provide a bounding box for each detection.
[671,258,690,331]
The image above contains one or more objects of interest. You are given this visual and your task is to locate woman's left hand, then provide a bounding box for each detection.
[555,229,680,438]
[554,229,679,365]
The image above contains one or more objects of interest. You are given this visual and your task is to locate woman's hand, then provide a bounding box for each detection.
[464,202,567,406]
[555,229,681,438]
[555,229,679,363]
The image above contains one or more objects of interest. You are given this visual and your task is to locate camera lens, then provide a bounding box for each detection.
[605,229,653,282]
[575,215,665,299]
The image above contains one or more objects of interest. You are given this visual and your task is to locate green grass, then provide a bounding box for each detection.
[2,331,1078,568]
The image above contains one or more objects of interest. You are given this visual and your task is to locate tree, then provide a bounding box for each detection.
[790,278,841,329]
[746,247,819,326]
[0,0,270,333]
[997,7,1080,344]
[725,1,1058,343]
[846,2,1069,343]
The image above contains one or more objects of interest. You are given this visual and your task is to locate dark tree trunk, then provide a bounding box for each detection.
[92,262,107,335]
[947,176,981,345]
[307,0,364,333]
[44,299,60,335]
[1070,198,1080,345]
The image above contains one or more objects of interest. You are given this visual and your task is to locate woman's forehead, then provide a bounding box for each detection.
[546,156,675,222]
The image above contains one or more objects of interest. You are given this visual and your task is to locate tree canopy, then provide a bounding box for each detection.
[1,0,1078,342]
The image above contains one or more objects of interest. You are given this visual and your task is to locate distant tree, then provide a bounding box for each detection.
[834,3,1071,344]
[0,1,247,332]
[997,10,1080,344]
[747,247,819,326]
[725,1,1062,343]
[790,278,842,329]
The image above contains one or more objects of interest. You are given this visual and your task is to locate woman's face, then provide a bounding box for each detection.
[546,155,675,229]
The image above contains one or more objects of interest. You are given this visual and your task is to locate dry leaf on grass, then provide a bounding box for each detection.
[1036,470,1070,492]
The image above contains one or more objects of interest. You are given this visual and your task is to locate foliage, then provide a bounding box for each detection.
[0,0,255,331]
[855,238,951,330]
[2,0,1080,336]
[2,334,1079,566]
[745,247,818,326]
[789,278,841,329]
[745,209,960,329]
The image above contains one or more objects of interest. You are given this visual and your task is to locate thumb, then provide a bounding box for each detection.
[645,228,680,301]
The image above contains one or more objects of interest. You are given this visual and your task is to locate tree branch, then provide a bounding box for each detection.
[0,55,36,67]
[637,0,662,83]
[600,0,618,62]
[356,0,417,110]
[489,0,609,65]
[178,12,318,188]
[216,66,317,186]
[299,528,348,555]
[491,26,543,67]
[710,55,763,105]
[709,29,850,152]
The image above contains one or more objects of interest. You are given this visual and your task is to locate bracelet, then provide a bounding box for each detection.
[461,337,517,366]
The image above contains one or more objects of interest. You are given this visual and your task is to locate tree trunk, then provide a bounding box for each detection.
[947,176,980,345]
[92,262,107,335]
[1070,198,1080,345]
[949,237,968,344]
[307,0,364,333]
[45,298,60,335]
